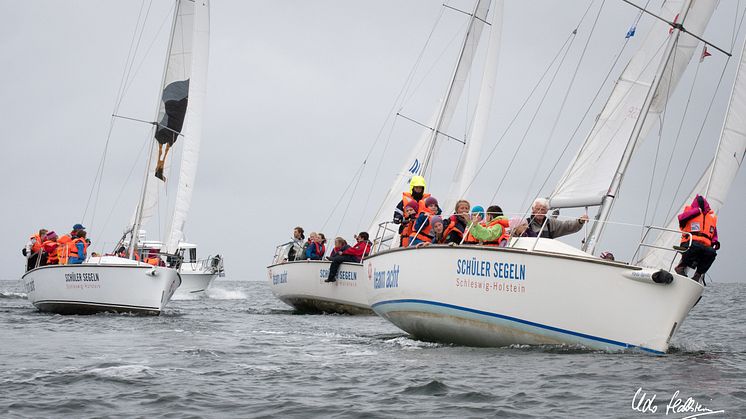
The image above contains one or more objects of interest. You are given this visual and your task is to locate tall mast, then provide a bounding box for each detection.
[420,0,487,175]
[584,0,693,254]
[130,0,181,259]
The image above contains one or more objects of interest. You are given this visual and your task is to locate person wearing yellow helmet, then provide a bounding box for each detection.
[393,176,441,243]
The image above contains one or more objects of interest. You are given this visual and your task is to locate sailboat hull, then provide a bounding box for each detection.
[267,260,372,314]
[21,258,181,315]
[365,243,703,354]
[176,270,218,295]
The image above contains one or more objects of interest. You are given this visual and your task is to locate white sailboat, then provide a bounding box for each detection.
[21,0,211,314]
[267,0,503,314]
[364,0,731,354]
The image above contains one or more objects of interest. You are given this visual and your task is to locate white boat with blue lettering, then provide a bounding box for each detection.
[21,0,208,315]
[267,254,370,315]
[364,0,744,353]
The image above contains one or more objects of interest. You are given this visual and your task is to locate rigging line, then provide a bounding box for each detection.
[92,136,150,247]
[662,55,733,223]
[459,30,576,196]
[83,0,149,222]
[649,60,703,227]
[85,1,155,228]
[336,162,367,238]
[120,8,174,102]
[357,118,401,231]
[320,162,366,233]
[402,18,470,109]
[520,0,604,210]
[490,32,578,204]
[116,0,155,111]
[643,35,679,237]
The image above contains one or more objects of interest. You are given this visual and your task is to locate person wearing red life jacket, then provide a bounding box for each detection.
[674,194,719,284]
[41,231,60,266]
[466,205,511,246]
[409,197,440,246]
[399,201,419,247]
[443,200,471,245]
[325,233,372,283]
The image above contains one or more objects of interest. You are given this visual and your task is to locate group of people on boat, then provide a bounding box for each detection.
[392,176,590,248]
[286,227,328,262]
[283,226,372,283]
[23,224,89,271]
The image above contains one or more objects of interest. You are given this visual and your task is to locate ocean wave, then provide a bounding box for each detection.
[205,287,248,300]
[0,291,27,299]
[400,380,450,396]
[383,336,445,349]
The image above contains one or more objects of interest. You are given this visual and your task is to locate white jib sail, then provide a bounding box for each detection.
[367,0,493,237]
[166,0,210,253]
[549,0,716,209]
[638,34,746,269]
[445,0,503,212]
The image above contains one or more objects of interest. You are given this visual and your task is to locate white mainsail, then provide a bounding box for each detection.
[166,0,210,253]
[549,0,716,209]
[639,34,746,269]
[367,0,494,236]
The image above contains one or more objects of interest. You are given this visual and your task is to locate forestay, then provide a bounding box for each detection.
[638,33,746,269]
[549,0,716,209]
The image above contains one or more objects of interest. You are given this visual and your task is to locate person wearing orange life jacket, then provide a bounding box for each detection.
[24,228,48,271]
[67,230,89,265]
[393,176,441,233]
[466,205,511,246]
[398,200,419,247]
[443,200,471,245]
[57,223,85,265]
[41,231,60,266]
[674,194,719,284]
[409,197,441,246]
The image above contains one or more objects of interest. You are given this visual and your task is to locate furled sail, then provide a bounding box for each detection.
[166,0,210,253]
[549,0,716,209]
[638,35,746,269]
[367,0,494,240]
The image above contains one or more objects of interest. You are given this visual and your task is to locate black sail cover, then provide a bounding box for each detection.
[155,79,189,146]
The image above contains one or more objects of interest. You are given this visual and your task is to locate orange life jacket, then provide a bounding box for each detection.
[408,210,435,243]
[29,234,43,253]
[145,256,160,266]
[400,221,414,247]
[57,234,73,265]
[401,192,431,215]
[483,218,510,247]
[462,222,483,244]
[42,240,59,264]
[680,207,718,247]
[67,237,88,262]
[443,215,466,243]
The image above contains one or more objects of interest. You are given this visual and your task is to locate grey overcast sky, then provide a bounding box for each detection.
[1,1,744,283]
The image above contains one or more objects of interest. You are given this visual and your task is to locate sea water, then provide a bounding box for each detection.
[1,279,744,418]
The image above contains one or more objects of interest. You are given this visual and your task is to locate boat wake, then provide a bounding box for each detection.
[0,291,27,299]
[205,287,247,300]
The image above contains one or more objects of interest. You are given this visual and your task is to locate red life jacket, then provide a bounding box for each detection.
[680,206,718,247]
[42,240,59,264]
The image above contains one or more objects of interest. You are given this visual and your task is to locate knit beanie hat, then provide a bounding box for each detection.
[425,197,438,207]
[405,201,419,212]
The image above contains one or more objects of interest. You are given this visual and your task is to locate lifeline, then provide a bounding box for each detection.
[456,258,526,280]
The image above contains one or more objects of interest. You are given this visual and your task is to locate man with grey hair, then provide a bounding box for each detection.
[517,198,589,239]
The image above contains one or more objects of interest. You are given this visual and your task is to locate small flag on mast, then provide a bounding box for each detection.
[625,25,636,39]
[700,46,712,62]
